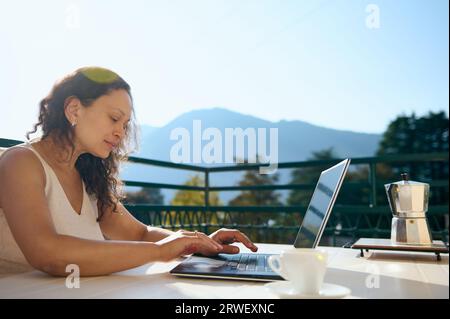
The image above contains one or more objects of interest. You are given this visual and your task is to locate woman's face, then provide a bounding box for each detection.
[74,89,132,158]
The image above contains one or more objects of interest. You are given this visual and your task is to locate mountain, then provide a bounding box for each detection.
[121,108,382,203]
[134,108,380,161]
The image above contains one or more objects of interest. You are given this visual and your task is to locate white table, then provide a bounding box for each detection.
[0,244,448,299]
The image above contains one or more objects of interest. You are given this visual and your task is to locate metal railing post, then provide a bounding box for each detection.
[204,169,210,233]
[369,162,377,207]
[205,169,210,209]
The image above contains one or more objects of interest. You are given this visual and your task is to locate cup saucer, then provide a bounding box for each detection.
[264,281,351,299]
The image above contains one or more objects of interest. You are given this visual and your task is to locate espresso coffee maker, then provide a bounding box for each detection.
[385,173,432,245]
[352,173,448,260]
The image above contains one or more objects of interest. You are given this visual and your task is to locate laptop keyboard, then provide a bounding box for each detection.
[224,254,273,272]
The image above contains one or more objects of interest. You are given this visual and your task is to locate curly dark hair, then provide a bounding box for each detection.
[26,66,139,221]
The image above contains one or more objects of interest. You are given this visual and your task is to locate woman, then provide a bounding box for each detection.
[0,67,257,277]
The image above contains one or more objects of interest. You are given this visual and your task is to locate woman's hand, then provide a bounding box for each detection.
[208,228,258,255]
[155,230,223,262]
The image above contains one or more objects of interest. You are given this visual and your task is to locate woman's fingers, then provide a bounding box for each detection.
[220,244,240,254]
[178,229,258,256]
[196,231,223,251]
[236,231,258,252]
[182,230,223,252]
[218,230,258,252]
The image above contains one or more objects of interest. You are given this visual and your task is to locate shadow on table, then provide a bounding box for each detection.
[325,267,448,298]
[365,251,449,264]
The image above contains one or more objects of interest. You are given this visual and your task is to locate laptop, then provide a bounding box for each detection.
[170,158,351,281]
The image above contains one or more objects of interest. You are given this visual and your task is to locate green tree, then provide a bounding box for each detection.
[171,175,221,206]
[124,187,164,226]
[169,175,221,231]
[226,158,282,242]
[376,111,449,205]
[377,111,448,155]
[228,171,281,207]
[125,187,164,204]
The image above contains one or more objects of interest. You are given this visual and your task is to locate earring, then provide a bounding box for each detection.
[71,122,77,127]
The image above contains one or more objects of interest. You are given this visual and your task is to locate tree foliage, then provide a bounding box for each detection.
[171,175,221,206]
[228,171,281,206]
[376,111,448,205]
[125,187,164,205]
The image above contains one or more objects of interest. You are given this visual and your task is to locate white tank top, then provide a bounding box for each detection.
[0,141,105,274]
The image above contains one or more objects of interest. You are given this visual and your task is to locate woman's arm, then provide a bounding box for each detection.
[143,226,176,241]
[0,149,161,276]
[0,149,219,276]
[98,201,176,242]
[36,235,161,276]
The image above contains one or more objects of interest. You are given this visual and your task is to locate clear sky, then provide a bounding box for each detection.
[0,0,448,140]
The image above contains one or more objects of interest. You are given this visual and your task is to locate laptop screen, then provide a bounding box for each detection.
[293,159,350,248]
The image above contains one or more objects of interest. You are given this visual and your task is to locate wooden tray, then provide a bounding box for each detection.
[351,238,449,260]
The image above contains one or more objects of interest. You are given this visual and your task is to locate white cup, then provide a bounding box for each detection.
[268,248,328,295]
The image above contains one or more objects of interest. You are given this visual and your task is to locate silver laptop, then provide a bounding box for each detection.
[170,159,351,281]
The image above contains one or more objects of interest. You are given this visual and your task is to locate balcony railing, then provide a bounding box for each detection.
[1,138,448,246]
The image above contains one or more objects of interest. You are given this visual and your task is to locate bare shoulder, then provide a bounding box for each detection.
[0,146,45,180]
[0,147,57,269]
[0,147,46,207]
